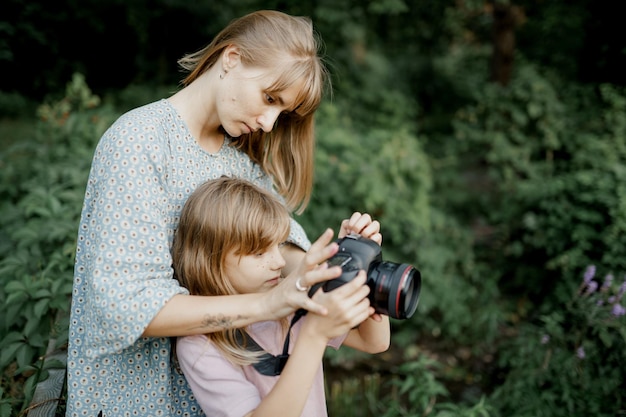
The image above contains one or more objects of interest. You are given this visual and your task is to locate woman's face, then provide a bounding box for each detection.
[216,54,303,138]
[224,243,286,294]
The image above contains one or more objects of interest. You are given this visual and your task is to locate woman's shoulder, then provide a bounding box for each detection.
[96,99,183,151]
[111,99,176,131]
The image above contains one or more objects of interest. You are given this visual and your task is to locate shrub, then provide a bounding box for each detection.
[452,60,626,309]
[0,73,116,415]
[491,265,626,417]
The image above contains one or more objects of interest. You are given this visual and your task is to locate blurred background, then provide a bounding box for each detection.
[1,0,625,416]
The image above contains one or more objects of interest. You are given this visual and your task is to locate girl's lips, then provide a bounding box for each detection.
[266,277,280,286]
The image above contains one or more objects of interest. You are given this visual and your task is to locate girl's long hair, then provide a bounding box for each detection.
[172,177,291,365]
[177,10,330,214]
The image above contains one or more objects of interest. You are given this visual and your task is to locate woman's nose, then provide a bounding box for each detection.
[257,108,282,132]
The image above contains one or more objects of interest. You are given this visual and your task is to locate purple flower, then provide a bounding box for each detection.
[612,303,625,317]
[541,334,550,345]
[584,280,598,295]
[576,346,586,359]
[583,265,596,284]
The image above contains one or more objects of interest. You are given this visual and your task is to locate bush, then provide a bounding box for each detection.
[491,265,626,417]
[452,60,626,309]
[0,73,117,415]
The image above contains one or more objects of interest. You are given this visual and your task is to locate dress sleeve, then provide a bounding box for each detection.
[176,335,261,417]
[79,116,187,358]
[287,217,311,251]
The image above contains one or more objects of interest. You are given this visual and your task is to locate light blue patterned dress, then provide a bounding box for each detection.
[66,99,311,416]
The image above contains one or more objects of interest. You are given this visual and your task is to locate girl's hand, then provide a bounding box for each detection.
[263,228,342,318]
[338,212,382,245]
[303,270,373,341]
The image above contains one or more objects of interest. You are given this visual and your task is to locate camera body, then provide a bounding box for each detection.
[310,234,421,320]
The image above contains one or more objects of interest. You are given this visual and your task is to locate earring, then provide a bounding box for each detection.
[219,72,224,80]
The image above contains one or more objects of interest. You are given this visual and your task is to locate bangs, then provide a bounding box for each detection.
[268,58,326,117]
[233,202,291,256]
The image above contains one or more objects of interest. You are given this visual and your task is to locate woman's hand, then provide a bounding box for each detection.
[338,212,382,245]
[263,228,342,318]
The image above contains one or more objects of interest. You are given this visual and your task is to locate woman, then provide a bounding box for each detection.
[173,177,390,417]
[66,10,379,417]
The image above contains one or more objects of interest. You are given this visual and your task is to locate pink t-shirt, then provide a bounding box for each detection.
[176,317,346,417]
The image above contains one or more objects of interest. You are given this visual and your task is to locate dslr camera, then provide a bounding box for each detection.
[310,234,421,319]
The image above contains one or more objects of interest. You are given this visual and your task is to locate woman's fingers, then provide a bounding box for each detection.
[269,229,341,317]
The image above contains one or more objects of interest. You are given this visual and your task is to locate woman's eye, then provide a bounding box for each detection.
[265,94,275,104]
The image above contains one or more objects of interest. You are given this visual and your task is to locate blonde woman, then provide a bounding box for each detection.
[173,177,390,417]
[66,10,372,416]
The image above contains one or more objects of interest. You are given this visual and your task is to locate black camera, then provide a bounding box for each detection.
[310,234,421,319]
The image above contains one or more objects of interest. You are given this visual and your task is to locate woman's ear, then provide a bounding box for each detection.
[222,45,241,72]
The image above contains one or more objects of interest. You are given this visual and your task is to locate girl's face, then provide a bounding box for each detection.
[216,50,303,137]
[224,242,286,294]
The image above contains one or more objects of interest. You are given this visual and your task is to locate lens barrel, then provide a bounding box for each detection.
[367,261,421,319]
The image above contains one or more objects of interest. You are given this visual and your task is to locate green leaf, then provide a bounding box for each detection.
[33,297,50,318]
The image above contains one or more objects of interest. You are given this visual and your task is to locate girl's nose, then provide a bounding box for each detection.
[270,246,286,270]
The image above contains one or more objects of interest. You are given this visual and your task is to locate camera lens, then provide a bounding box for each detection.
[368,261,421,319]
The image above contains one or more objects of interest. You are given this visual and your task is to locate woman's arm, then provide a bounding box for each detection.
[144,229,343,337]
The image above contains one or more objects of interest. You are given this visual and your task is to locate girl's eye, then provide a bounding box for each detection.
[265,94,275,104]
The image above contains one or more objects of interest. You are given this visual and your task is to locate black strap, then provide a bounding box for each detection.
[236,308,308,376]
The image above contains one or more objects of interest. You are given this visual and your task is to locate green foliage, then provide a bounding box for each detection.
[0,74,116,415]
[452,59,626,309]
[304,101,431,259]
[327,356,495,417]
[491,265,626,417]
[1,2,625,414]
[0,91,34,118]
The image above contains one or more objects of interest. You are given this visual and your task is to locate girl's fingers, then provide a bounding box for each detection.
[338,213,382,244]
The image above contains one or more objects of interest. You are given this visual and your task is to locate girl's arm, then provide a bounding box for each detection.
[342,311,390,353]
[246,269,373,417]
[337,212,390,352]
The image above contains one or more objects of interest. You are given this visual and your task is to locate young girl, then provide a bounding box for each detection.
[173,177,391,417]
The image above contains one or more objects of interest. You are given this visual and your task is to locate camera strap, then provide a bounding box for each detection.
[236,308,308,376]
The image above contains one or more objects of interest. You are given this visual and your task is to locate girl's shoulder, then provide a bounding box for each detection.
[177,333,209,347]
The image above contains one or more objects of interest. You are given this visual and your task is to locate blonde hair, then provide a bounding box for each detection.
[172,177,291,365]
[178,10,330,214]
